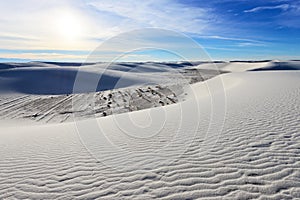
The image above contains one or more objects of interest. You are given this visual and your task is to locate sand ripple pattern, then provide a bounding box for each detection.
[0,68,221,124]
[0,72,299,199]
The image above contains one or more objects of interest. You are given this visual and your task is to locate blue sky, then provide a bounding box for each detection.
[0,0,299,62]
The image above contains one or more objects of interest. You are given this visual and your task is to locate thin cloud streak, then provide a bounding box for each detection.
[0,52,86,61]
[86,0,216,34]
[0,0,299,61]
[244,4,290,13]
[196,35,264,43]
[0,0,220,52]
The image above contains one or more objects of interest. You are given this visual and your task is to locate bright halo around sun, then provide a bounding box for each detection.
[56,12,82,41]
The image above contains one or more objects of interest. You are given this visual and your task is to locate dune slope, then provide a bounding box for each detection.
[0,71,299,199]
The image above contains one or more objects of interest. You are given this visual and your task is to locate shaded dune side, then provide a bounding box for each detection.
[0,72,299,199]
[0,68,147,95]
[0,68,221,123]
[0,64,219,95]
[249,61,300,71]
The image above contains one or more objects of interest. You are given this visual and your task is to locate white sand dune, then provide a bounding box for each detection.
[190,61,270,72]
[192,60,300,72]
[0,62,213,95]
[0,62,222,123]
[0,62,175,95]
[221,61,272,72]
[0,69,299,199]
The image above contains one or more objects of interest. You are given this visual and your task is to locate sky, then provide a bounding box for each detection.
[0,0,299,62]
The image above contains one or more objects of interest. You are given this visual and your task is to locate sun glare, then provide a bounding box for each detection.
[57,12,82,41]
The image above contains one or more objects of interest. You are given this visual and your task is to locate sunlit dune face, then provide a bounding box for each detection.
[56,12,82,41]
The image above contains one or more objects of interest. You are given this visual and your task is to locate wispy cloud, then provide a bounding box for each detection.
[277,1,300,28]
[0,0,220,52]
[195,35,264,43]
[237,42,266,47]
[244,4,290,13]
[0,34,38,41]
[0,52,86,61]
[204,46,239,51]
[86,0,216,34]
[0,0,299,61]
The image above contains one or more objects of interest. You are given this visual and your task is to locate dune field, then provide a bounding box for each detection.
[0,61,299,199]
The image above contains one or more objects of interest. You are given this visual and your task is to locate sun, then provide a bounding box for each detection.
[56,12,82,41]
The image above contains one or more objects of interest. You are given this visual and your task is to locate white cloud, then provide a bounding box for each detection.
[244,4,290,13]
[0,0,219,52]
[237,42,266,47]
[80,0,215,34]
[195,35,263,43]
[0,52,86,61]
[0,0,121,50]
